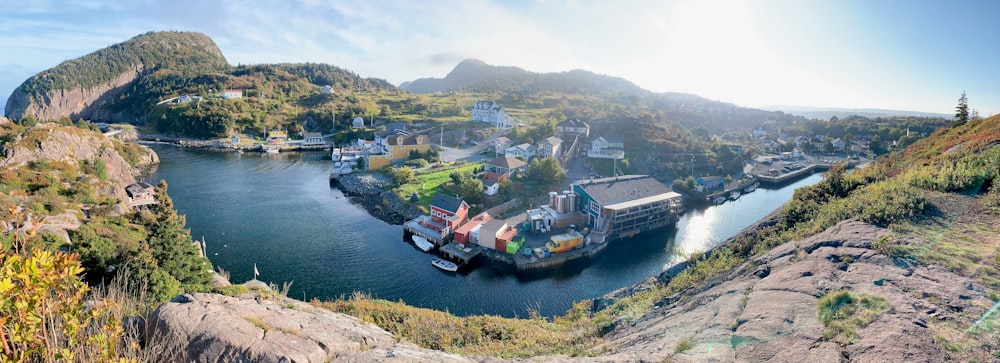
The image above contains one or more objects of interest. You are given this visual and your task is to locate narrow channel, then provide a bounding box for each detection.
[147,145,823,317]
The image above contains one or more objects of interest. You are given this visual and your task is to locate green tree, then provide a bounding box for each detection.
[955,91,969,124]
[138,181,211,294]
[527,157,566,190]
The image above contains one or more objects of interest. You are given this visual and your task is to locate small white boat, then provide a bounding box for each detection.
[713,196,726,205]
[264,146,279,154]
[431,258,458,272]
[729,190,741,200]
[412,235,434,252]
[743,182,758,193]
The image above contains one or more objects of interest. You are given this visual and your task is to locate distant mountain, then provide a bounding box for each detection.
[401,58,646,96]
[760,105,950,120]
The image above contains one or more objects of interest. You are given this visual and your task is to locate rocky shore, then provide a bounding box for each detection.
[334,173,422,225]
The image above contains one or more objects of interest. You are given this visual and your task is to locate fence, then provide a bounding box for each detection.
[484,198,520,218]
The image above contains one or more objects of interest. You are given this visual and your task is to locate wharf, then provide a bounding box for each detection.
[753,164,826,186]
[402,217,450,247]
[440,243,483,265]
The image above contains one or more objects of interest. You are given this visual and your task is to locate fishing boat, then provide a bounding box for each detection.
[713,196,726,205]
[431,258,458,272]
[412,235,435,252]
[264,145,280,154]
[729,190,741,200]
[743,182,759,193]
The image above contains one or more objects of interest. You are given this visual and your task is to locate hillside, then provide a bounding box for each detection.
[403,59,813,131]
[5,31,229,123]
[5,32,399,139]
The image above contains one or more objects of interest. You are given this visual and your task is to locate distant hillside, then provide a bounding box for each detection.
[402,58,646,96]
[5,31,399,138]
[404,59,811,131]
[761,105,951,120]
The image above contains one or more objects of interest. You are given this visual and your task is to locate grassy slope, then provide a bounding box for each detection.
[396,163,482,210]
[310,116,999,358]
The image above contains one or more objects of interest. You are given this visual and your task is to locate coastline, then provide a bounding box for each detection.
[332,173,422,225]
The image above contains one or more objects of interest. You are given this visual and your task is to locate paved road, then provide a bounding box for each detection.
[437,128,507,163]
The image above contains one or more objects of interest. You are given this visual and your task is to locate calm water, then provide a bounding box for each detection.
[147,144,822,318]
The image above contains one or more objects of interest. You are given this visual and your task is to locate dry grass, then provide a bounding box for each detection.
[315,292,599,357]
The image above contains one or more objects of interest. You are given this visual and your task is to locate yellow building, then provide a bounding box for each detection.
[366,134,430,170]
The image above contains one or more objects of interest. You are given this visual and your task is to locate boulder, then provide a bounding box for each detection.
[145,293,473,362]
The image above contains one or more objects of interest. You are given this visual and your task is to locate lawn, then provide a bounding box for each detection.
[396,163,483,210]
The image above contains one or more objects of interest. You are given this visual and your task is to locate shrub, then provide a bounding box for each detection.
[404,158,429,168]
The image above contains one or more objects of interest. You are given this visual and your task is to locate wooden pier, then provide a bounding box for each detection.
[440,243,483,266]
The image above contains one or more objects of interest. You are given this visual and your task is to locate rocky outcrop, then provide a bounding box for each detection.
[598,219,993,362]
[0,115,9,124]
[145,293,473,362]
[5,65,143,122]
[335,173,421,224]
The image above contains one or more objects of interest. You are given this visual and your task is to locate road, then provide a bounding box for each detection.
[436,128,507,163]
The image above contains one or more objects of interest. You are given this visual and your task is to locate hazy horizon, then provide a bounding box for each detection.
[2,0,998,116]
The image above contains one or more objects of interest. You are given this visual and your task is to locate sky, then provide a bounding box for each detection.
[1,0,998,116]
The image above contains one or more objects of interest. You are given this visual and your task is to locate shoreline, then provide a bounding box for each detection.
[138,133,331,153]
[331,173,422,225]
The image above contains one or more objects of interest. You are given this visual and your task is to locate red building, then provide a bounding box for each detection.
[428,194,470,230]
[453,213,491,244]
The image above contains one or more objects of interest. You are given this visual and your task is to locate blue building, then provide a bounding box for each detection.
[696,176,725,192]
[572,175,683,243]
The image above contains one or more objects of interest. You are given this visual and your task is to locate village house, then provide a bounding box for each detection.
[471,100,509,128]
[230,135,240,146]
[303,132,324,146]
[267,130,288,144]
[696,176,725,192]
[556,119,590,140]
[506,143,536,160]
[572,175,683,243]
[365,132,430,169]
[831,138,846,152]
[536,136,563,159]
[493,137,513,155]
[485,155,528,178]
[222,89,243,99]
[126,181,156,208]
[428,194,470,231]
[587,136,625,159]
[352,117,365,129]
[483,180,500,196]
[321,85,333,95]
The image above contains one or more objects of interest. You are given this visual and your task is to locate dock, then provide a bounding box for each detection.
[403,216,451,247]
[440,243,483,266]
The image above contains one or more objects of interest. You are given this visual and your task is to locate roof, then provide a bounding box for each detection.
[125,183,151,198]
[387,134,426,145]
[540,136,562,146]
[604,192,682,211]
[303,132,323,138]
[512,143,535,152]
[353,117,365,123]
[495,136,512,145]
[557,119,589,128]
[430,194,465,214]
[591,136,623,144]
[574,175,673,206]
[486,155,527,169]
[454,213,492,235]
[483,172,508,184]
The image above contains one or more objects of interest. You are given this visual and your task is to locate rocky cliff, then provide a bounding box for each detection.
[4,31,229,122]
[5,65,143,122]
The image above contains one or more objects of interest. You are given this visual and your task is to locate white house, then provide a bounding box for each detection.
[556,119,590,139]
[352,117,365,129]
[321,85,333,95]
[472,100,508,128]
[483,180,499,196]
[303,132,324,146]
[588,136,625,159]
[831,138,846,152]
[536,136,563,159]
[222,89,243,99]
[506,143,536,160]
[493,137,513,155]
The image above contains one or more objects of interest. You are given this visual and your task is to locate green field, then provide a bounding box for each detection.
[396,163,483,210]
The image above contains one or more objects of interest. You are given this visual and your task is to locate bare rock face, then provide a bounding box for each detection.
[4,65,142,122]
[0,115,9,124]
[599,219,990,362]
[145,293,474,363]
[1,123,135,187]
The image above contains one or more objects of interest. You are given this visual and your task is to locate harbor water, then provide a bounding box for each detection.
[147,145,823,318]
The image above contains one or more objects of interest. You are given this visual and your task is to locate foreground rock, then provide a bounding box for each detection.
[598,219,994,362]
[145,293,473,362]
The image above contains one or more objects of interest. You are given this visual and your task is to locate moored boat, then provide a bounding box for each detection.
[412,235,435,252]
[713,196,726,205]
[729,190,741,200]
[743,182,758,193]
[431,258,458,272]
